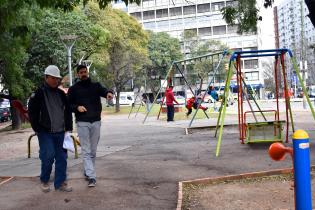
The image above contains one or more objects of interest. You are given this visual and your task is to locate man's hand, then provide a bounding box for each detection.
[107,92,114,100]
[77,106,87,112]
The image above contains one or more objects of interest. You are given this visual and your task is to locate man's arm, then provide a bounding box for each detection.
[172,93,179,104]
[28,90,41,132]
[63,92,73,132]
[97,83,114,100]
[67,87,80,113]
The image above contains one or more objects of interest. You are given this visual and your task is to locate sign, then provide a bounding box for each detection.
[292,74,297,85]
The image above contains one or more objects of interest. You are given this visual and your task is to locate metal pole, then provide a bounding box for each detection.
[292,130,312,210]
[62,40,76,86]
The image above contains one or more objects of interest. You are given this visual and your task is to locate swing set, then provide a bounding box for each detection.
[128,87,150,119]
[142,50,228,124]
[215,49,315,156]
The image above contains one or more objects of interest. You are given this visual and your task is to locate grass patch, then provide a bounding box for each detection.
[102,104,239,121]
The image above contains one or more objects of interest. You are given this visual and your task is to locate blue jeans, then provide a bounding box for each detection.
[37,131,67,189]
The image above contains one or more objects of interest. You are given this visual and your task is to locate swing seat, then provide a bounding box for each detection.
[245,120,285,143]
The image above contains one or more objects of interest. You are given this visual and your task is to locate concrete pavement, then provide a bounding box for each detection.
[1,111,315,209]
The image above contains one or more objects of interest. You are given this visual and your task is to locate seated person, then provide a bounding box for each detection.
[207,86,219,101]
[186,96,208,116]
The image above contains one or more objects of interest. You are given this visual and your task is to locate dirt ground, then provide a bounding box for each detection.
[182,173,315,210]
[0,126,36,160]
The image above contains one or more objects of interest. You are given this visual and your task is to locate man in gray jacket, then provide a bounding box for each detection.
[28,65,73,192]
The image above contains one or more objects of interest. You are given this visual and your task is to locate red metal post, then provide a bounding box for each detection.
[236,55,244,143]
[280,53,289,143]
[274,56,280,122]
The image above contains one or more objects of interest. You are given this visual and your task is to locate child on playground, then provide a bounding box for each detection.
[186,96,208,117]
[207,85,219,111]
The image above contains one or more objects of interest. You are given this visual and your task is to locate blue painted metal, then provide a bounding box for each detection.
[292,131,312,210]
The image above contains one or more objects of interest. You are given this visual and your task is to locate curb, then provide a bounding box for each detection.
[176,166,315,210]
[184,123,238,135]
[0,177,14,186]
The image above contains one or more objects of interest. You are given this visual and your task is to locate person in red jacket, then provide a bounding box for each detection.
[186,96,208,117]
[165,85,179,122]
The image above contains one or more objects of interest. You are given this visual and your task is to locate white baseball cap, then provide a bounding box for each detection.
[44,65,62,78]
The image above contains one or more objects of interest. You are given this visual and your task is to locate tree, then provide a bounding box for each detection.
[145,31,182,97]
[221,0,315,33]
[182,30,228,92]
[262,60,276,94]
[25,9,109,87]
[0,0,131,129]
[85,4,149,112]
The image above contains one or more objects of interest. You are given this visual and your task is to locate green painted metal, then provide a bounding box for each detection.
[245,121,284,143]
[142,63,174,124]
[215,60,233,157]
[290,57,315,121]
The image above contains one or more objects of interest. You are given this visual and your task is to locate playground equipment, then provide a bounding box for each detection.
[142,50,228,124]
[188,50,229,127]
[128,87,150,119]
[215,49,315,156]
[11,100,80,158]
[269,130,312,210]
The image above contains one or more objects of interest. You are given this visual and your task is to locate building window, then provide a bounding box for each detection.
[213,25,226,35]
[197,3,210,13]
[211,2,225,12]
[245,71,259,81]
[130,12,141,20]
[183,5,196,15]
[198,27,212,36]
[244,59,258,69]
[226,0,238,7]
[156,9,168,18]
[143,10,155,20]
[227,25,238,34]
[170,7,182,16]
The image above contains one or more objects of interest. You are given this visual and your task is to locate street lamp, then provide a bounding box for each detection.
[300,60,308,109]
[60,34,78,86]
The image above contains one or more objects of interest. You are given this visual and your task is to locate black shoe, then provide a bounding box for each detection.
[88,178,96,187]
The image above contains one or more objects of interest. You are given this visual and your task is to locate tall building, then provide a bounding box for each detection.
[276,0,315,84]
[125,0,266,98]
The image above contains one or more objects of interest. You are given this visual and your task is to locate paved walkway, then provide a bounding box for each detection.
[0,112,315,209]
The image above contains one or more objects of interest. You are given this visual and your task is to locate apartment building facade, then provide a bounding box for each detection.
[276,0,315,85]
[124,0,266,98]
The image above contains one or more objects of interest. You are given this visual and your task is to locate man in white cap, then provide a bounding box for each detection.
[28,65,73,192]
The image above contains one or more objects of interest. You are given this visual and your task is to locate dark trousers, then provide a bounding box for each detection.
[186,108,192,116]
[37,131,67,189]
[167,105,175,121]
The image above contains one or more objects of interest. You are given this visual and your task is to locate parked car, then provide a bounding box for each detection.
[112,92,135,106]
[0,99,10,108]
[0,107,11,122]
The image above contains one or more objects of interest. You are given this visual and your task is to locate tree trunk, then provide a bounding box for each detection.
[11,107,21,130]
[115,91,120,112]
[8,97,22,130]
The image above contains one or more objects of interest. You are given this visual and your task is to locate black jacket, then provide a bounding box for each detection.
[28,84,73,133]
[68,78,111,122]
